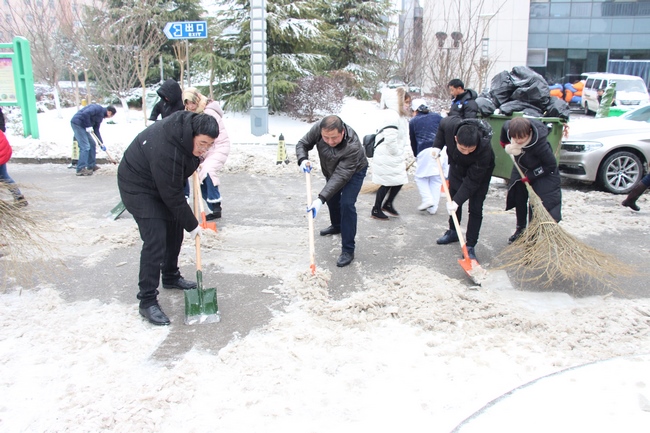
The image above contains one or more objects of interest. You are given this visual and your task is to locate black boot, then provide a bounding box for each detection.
[508,226,525,244]
[382,186,402,216]
[206,202,222,220]
[436,230,459,245]
[371,206,389,220]
[622,182,647,211]
[382,202,399,216]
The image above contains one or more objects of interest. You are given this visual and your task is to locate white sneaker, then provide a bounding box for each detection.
[418,202,434,211]
[427,206,437,215]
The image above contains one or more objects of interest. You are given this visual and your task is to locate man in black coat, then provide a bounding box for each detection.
[448,79,479,119]
[118,111,219,325]
[149,79,184,121]
[500,117,562,243]
[432,117,495,260]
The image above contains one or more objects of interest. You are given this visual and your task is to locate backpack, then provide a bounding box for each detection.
[363,125,398,158]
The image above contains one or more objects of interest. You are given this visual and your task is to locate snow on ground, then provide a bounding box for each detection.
[2,100,650,432]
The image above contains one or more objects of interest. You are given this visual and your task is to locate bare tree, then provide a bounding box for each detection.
[78,0,169,123]
[1,0,67,117]
[419,0,505,98]
[172,41,188,90]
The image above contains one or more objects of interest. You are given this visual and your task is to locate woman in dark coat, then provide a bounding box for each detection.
[500,117,562,243]
[118,111,219,325]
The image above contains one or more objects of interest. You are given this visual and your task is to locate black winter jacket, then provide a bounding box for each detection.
[433,117,495,206]
[296,121,368,202]
[117,111,200,232]
[500,119,562,222]
[149,79,184,121]
[449,89,479,119]
[409,110,443,156]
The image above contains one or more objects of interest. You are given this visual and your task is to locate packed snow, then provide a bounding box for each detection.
[1,99,650,432]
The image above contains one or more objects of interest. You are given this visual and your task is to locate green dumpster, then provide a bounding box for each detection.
[484,112,566,181]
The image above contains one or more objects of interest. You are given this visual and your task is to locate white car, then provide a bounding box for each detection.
[559,104,650,194]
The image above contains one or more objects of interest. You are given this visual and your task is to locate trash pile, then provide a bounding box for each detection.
[476,66,571,120]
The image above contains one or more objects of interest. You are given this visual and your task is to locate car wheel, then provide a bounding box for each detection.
[597,151,643,194]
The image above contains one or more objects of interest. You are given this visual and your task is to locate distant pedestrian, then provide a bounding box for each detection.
[70,104,116,176]
[432,117,495,261]
[149,79,184,121]
[117,111,219,326]
[0,130,28,207]
[448,79,479,119]
[296,115,368,267]
[500,117,562,243]
[370,87,410,220]
[408,98,447,214]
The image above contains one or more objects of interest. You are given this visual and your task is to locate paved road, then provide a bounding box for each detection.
[5,160,648,364]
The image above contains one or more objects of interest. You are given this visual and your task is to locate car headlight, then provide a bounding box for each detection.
[561,141,604,153]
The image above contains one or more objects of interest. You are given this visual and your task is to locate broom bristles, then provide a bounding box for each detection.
[498,191,638,292]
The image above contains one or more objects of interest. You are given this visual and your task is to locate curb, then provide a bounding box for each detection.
[11,158,113,165]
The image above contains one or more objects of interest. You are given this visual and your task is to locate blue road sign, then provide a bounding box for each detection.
[163,21,208,40]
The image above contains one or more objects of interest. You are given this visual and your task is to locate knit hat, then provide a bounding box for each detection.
[411,98,428,112]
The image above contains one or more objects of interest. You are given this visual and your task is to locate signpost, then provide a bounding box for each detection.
[163,21,208,87]
[163,21,208,40]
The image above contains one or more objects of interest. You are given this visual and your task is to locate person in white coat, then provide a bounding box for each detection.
[371,87,410,220]
[408,98,448,214]
[183,88,231,220]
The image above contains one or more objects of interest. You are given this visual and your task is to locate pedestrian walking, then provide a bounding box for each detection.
[117,111,219,326]
[296,115,368,267]
[370,87,410,219]
[70,103,116,176]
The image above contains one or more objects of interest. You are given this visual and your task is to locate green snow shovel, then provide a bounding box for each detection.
[107,200,126,220]
[184,173,220,325]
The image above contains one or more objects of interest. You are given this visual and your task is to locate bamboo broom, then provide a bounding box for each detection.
[498,154,636,290]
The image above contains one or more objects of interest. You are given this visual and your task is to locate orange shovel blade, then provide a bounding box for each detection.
[200,212,217,232]
[458,246,487,285]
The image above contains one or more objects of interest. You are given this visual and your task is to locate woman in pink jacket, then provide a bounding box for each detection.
[183,88,230,219]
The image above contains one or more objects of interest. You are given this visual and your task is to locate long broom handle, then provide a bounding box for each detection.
[89,130,118,164]
[436,156,470,255]
[509,154,537,197]
[192,172,202,273]
[305,171,316,274]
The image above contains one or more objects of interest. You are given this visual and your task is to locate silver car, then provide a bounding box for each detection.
[559,104,650,194]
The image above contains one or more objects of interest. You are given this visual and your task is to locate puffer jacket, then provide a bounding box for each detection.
[500,118,562,222]
[371,87,410,186]
[0,130,12,165]
[433,117,495,206]
[117,111,201,232]
[449,88,479,119]
[149,79,184,121]
[296,120,368,202]
[197,101,230,186]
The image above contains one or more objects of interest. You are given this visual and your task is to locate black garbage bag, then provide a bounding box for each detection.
[476,96,496,117]
[498,100,543,117]
[545,97,571,120]
[510,66,550,109]
[489,71,514,108]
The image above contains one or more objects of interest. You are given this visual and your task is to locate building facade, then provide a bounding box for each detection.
[527,0,650,86]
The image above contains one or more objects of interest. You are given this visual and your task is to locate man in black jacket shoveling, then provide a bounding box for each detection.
[118,111,219,325]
